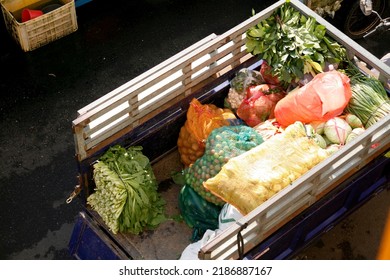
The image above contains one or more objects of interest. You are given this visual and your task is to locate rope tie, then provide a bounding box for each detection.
[237,222,248,260]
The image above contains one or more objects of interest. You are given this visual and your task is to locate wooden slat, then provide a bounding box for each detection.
[190,37,245,75]
[189,49,249,89]
[73,40,220,128]
[120,38,245,120]
[84,74,185,139]
[76,33,234,123]
[74,64,184,127]
[84,103,133,139]
[85,84,186,150]
[128,74,185,110]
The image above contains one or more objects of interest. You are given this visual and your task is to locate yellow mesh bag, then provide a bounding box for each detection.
[203,122,331,215]
[177,98,236,167]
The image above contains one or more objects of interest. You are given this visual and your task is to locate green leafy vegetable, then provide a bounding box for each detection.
[343,62,390,128]
[87,145,166,234]
[246,2,347,86]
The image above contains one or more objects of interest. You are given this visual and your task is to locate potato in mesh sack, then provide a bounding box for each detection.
[177,98,237,167]
[184,125,264,206]
[203,122,331,215]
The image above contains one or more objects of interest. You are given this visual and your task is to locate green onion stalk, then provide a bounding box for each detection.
[343,63,390,128]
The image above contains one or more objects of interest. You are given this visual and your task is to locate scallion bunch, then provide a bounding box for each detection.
[343,63,390,128]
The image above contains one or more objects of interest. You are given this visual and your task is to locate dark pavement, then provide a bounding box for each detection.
[0,0,389,260]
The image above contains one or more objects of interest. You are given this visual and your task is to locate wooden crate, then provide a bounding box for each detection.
[1,0,78,51]
[71,0,390,260]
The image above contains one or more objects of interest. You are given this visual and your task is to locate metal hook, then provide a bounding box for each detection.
[66,185,81,204]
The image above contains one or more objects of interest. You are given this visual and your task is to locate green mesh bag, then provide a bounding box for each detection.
[178,184,221,241]
[184,125,264,206]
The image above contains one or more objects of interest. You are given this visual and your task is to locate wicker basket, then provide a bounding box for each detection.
[1,0,78,51]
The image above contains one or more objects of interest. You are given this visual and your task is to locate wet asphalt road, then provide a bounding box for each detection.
[0,0,389,260]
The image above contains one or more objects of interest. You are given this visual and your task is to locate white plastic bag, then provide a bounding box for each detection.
[179,204,243,260]
[218,203,243,231]
[179,229,220,260]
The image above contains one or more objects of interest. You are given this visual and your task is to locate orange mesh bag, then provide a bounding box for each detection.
[177,98,236,167]
[274,70,352,127]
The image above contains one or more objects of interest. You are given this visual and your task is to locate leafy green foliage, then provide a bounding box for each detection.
[88,145,166,234]
[246,2,347,86]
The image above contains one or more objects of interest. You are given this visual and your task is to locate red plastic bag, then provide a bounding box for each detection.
[274,70,352,127]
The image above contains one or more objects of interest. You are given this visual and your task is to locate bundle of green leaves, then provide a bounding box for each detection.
[246,2,347,86]
[87,145,166,234]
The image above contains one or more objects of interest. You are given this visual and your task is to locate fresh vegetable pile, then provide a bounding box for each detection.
[179,1,388,220]
[87,145,166,234]
[246,1,347,87]
[87,2,389,241]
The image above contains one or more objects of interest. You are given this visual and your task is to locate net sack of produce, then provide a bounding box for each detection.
[237,84,286,127]
[177,98,236,167]
[184,125,264,206]
[203,122,331,215]
[274,70,351,127]
[178,184,222,241]
[224,68,265,110]
[87,145,166,234]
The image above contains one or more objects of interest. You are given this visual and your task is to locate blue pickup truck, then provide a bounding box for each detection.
[67,0,390,260]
